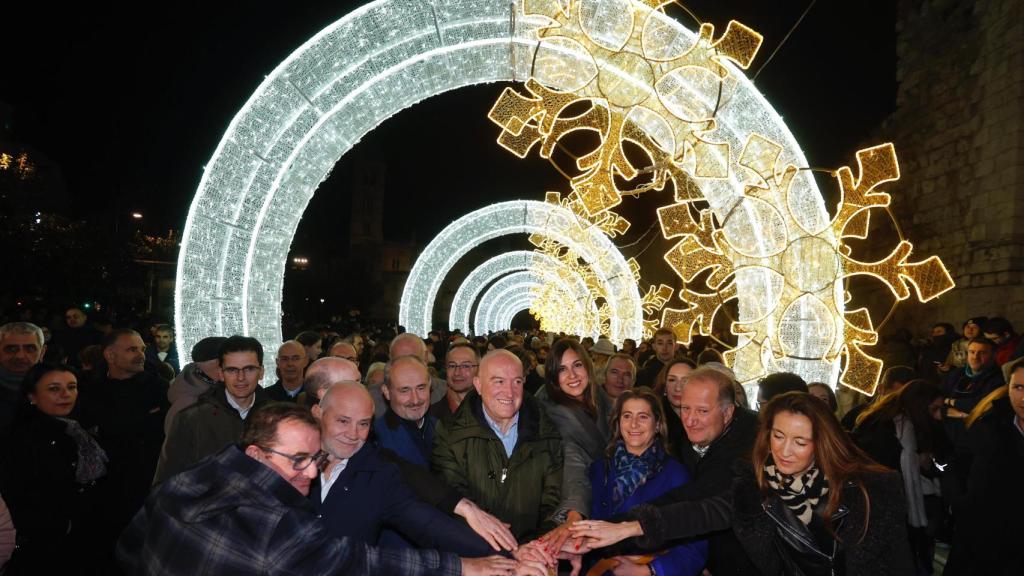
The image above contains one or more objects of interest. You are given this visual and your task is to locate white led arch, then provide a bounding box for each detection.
[478,288,540,336]
[496,299,537,331]
[399,199,643,344]
[175,0,836,384]
[472,271,561,335]
[449,250,597,336]
[473,270,583,335]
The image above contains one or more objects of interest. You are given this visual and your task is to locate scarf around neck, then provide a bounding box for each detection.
[611,439,666,509]
[764,455,828,525]
[56,417,109,484]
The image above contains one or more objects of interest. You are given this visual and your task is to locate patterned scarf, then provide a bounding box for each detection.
[57,417,109,484]
[611,439,666,510]
[764,455,828,525]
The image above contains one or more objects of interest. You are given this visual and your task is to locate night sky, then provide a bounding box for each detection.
[3,0,897,274]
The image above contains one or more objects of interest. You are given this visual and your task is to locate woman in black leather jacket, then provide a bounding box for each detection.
[731,392,913,575]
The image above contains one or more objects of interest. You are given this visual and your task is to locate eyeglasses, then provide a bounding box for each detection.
[446,363,479,372]
[260,447,329,471]
[223,365,261,378]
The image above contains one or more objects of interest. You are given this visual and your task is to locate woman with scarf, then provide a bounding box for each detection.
[731,392,913,575]
[585,388,707,575]
[0,362,108,574]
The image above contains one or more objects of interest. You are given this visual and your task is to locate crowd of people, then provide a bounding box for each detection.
[0,306,1021,575]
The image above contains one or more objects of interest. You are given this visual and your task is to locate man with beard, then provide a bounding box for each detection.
[153,335,270,484]
[80,329,169,557]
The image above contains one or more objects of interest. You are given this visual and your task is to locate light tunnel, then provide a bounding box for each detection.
[175,0,836,383]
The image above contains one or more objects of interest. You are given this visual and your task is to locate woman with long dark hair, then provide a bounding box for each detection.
[652,357,697,459]
[1,362,108,574]
[586,388,706,575]
[731,392,912,575]
[536,338,612,553]
[852,379,949,573]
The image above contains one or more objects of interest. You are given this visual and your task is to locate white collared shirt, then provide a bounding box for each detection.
[224,390,255,420]
[320,459,349,501]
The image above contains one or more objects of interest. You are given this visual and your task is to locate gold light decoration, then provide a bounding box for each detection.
[490,0,954,394]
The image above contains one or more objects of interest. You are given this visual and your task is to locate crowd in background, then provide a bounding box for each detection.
[0,306,1021,575]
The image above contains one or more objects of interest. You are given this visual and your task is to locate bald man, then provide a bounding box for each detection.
[432,350,564,540]
[296,357,360,408]
[369,333,446,417]
[328,341,358,362]
[310,382,495,557]
[266,340,308,402]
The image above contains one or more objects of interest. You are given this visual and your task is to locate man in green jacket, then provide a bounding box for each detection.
[432,349,563,541]
[153,335,271,484]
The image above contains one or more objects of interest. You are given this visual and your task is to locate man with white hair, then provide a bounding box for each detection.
[0,322,46,436]
[369,333,446,417]
[119,402,529,576]
[297,356,361,407]
[312,382,499,557]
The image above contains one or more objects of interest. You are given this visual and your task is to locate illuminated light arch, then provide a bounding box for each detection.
[449,250,597,336]
[497,301,534,330]
[399,200,643,344]
[472,271,567,335]
[173,0,883,385]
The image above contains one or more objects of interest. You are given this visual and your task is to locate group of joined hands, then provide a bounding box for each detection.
[459,506,646,576]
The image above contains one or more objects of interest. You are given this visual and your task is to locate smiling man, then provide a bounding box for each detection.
[310,381,497,558]
[432,349,564,541]
[118,402,517,576]
[153,335,270,485]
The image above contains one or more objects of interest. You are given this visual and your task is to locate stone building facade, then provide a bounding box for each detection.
[880,0,1023,331]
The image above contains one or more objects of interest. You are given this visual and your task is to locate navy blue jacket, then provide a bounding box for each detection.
[310,442,492,557]
[373,408,437,468]
[590,455,707,576]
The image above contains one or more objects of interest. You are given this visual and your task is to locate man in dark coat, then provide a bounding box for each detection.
[310,381,495,557]
[79,328,169,556]
[265,340,308,402]
[942,336,1004,501]
[152,335,270,484]
[573,366,760,574]
[50,306,102,368]
[117,402,504,576]
[944,362,1024,575]
[635,328,677,388]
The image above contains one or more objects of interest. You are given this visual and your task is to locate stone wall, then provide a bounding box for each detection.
[879,0,1024,333]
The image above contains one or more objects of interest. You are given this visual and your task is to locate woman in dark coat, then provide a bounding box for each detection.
[944,363,1024,575]
[731,392,913,575]
[651,357,697,461]
[0,362,108,574]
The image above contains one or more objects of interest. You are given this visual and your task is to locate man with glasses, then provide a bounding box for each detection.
[311,381,502,559]
[429,343,480,425]
[153,335,271,484]
[119,402,528,576]
[267,340,308,402]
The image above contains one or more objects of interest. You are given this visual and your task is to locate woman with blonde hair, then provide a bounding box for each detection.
[731,392,912,575]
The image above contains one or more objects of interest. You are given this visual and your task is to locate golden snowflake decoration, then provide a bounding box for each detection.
[489,0,954,393]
